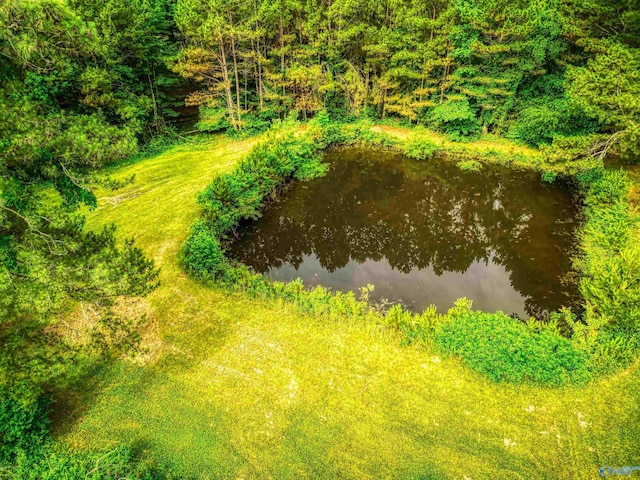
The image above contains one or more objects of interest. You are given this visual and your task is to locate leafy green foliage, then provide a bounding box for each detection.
[170,0,638,163]
[0,394,49,463]
[182,220,230,280]
[0,216,159,401]
[566,43,640,161]
[0,391,168,478]
[0,0,179,137]
[182,122,327,279]
[195,106,231,133]
[7,444,166,480]
[540,135,604,173]
[0,0,165,447]
[572,168,640,372]
[429,100,480,140]
[508,100,591,147]
[541,171,557,183]
[434,300,590,386]
[385,304,447,347]
[6,0,639,474]
[402,132,441,160]
[308,118,399,150]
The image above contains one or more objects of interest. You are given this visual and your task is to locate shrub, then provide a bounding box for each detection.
[434,300,590,386]
[403,133,440,160]
[236,111,274,137]
[509,100,597,147]
[428,99,480,140]
[195,106,230,133]
[0,393,50,463]
[386,304,447,347]
[510,103,564,146]
[1,391,168,478]
[576,169,640,346]
[337,121,399,148]
[540,134,604,172]
[308,110,343,147]
[582,168,630,205]
[9,444,167,480]
[182,124,327,279]
[581,328,640,375]
[541,171,557,183]
[182,220,230,280]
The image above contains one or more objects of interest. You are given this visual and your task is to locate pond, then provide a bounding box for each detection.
[228,148,581,318]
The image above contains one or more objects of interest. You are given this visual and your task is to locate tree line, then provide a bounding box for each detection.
[174,0,639,157]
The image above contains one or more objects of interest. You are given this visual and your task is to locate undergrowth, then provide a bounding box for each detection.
[571,168,640,374]
[0,392,169,479]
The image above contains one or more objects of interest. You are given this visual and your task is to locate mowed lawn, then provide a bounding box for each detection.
[57,133,640,479]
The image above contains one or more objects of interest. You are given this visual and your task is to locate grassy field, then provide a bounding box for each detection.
[56,131,640,479]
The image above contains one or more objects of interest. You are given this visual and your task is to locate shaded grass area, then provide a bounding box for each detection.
[58,132,640,479]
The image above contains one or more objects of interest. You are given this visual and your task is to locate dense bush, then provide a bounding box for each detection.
[402,132,441,160]
[428,100,480,140]
[541,171,557,183]
[309,118,399,149]
[6,444,166,480]
[572,168,640,373]
[540,135,604,172]
[433,301,590,386]
[182,220,230,280]
[385,304,447,347]
[0,394,49,463]
[195,106,231,133]
[182,122,327,279]
[508,99,598,147]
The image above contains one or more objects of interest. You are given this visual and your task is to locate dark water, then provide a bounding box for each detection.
[228,148,581,318]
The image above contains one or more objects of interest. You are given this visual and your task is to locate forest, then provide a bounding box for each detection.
[1,0,639,478]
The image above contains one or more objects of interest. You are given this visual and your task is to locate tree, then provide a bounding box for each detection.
[566,42,640,161]
[0,0,164,404]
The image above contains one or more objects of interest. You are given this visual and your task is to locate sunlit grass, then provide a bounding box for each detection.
[374,125,540,157]
[59,132,640,479]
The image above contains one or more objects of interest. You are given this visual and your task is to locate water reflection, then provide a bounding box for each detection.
[228,148,580,318]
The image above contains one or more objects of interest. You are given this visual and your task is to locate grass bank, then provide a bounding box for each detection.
[57,130,640,479]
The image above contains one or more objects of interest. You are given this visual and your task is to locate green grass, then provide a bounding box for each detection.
[374,125,541,157]
[57,133,640,479]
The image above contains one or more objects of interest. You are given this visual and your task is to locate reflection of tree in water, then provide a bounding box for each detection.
[229,149,581,317]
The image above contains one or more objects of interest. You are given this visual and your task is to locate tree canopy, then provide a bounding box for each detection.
[173,0,639,158]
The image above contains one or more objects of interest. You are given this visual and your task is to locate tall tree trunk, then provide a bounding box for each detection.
[252,36,264,109]
[147,72,160,134]
[364,69,370,112]
[430,1,437,42]
[280,16,286,99]
[228,11,242,122]
[440,56,450,104]
[218,30,237,130]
